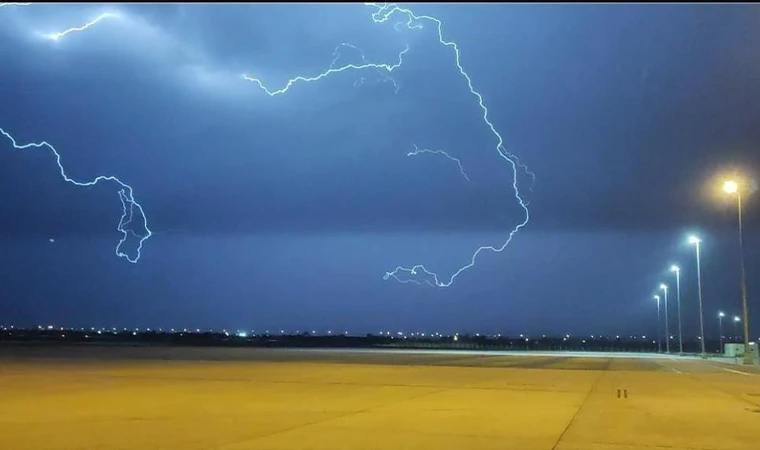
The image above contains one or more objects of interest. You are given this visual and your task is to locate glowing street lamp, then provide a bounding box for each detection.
[723,180,739,194]
[733,315,741,341]
[654,295,662,353]
[660,284,670,353]
[723,179,752,365]
[718,311,725,352]
[670,265,684,354]
[688,235,707,357]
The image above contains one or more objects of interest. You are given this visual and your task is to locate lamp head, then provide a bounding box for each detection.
[654,295,660,301]
[670,265,680,273]
[659,283,668,291]
[688,235,701,245]
[723,180,739,194]
[719,311,725,318]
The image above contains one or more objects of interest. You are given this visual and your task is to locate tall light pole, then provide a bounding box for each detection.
[689,235,707,357]
[733,316,741,341]
[718,311,725,353]
[723,180,752,365]
[670,265,683,354]
[660,284,670,353]
[654,295,662,353]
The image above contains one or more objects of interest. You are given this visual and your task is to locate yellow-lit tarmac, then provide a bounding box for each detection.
[1,346,759,450]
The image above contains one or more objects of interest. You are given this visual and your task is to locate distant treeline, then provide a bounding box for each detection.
[0,328,726,354]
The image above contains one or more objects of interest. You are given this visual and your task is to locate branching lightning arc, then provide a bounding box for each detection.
[243,2,532,287]
[407,144,471,183]
[330,42,401,93]
[42,12,119,41]
[0,128,151,263]
[242,43,410,95]
[3,3,531,286]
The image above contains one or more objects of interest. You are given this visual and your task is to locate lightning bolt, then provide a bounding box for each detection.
[330,42,401,93]
[407,144,471,183]
[42,12,119,42]
[0,128,152,263]
[368,3,536,183]
[5,4,529,283]
[243,3,532,287]
[368,2,531,287]
[241,44,409,95]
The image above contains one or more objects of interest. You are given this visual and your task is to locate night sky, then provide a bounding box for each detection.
[1,3,759,338]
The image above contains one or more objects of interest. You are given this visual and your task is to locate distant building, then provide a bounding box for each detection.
[723,342,759,362]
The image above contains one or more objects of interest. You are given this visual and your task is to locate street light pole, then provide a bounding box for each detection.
[671,266,683,354]
[654,295,662,353]
[718,312,725,353]
[734,316,741,342]
[727,182,752,364]
[660,284,670,353]
[689,236,707,357]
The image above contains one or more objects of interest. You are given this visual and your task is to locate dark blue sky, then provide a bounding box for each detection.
[1,3,759,337]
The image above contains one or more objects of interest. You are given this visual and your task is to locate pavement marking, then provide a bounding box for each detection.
[549,368,606,450]
[670,367,682,374]
[723,368,753,376]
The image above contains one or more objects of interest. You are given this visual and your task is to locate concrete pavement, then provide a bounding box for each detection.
[1,347,758,450]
